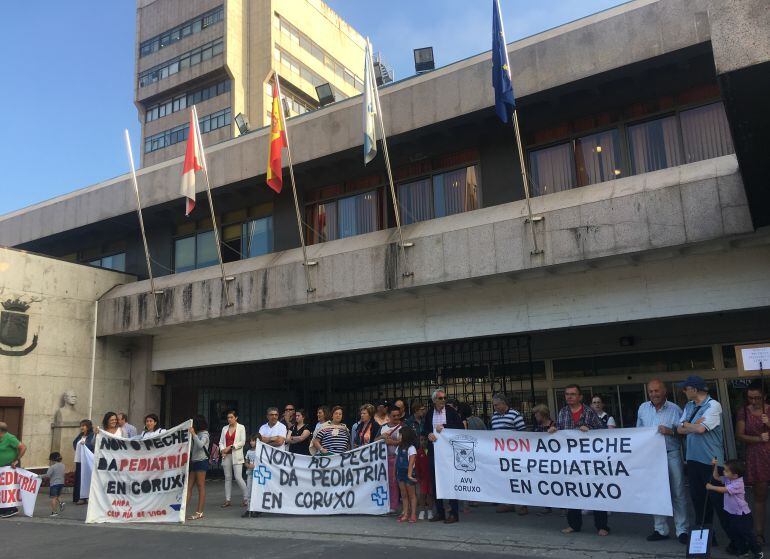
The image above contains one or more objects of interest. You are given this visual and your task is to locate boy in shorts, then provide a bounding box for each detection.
[42,452,65,517]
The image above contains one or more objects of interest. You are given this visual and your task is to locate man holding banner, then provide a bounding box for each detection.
[548,385,609,536]
[0,421,26,518]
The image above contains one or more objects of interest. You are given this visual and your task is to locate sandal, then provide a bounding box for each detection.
[187,512,204,520]
[409,516,417,523]
[397,515,408,522]
[220,501,231,508]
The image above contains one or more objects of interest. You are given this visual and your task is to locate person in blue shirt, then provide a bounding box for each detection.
[637,379,689,544]
[676,375,728,539]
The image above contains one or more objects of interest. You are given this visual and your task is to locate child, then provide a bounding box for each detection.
[396,425,418,523]
[706,458,764,558]
[415,434,434,520]
[42,452,65,517]
[241,435,259,518]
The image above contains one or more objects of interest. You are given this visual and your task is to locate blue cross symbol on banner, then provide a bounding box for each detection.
[254,465,272,485]
[370,485,388,507]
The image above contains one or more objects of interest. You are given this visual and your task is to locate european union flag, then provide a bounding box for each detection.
[492,0,515,123]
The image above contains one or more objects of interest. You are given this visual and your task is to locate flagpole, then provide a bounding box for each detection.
[191,105,234,307]
[124,129,162,319]
[274,73,317,294]
[367,41,413,277]
[512,109,542,255]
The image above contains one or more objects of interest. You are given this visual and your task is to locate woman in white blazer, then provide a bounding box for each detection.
[218,410,248,507]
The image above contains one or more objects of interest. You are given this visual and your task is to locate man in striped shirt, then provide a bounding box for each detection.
[491,393,527,515]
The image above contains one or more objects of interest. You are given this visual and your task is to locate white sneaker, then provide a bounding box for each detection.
[49,512,59,517]
[418,510,426,520]
[427,510,434,520]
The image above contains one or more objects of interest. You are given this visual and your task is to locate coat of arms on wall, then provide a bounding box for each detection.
[0,298,39,356]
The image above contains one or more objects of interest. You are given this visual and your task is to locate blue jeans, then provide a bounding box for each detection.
[653,449,690,537]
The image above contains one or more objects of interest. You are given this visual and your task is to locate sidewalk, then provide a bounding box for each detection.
[19,480,766,559]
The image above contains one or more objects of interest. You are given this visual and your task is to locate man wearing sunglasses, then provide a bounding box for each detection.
[422,387,464,524]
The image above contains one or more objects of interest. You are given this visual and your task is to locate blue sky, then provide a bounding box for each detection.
[0,0,625,216]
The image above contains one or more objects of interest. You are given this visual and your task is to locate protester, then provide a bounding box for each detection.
[549,384,608,536]
[219,410,247,508]
[310,406,331,455]
[463,403,486,431]
[405,402,426,432]
[141,413,165,439]
[706,458,764,558]
[353,404,380,448]
[532,404,554,432]
[72,419,95,505]
[100,411,125,437]
[423,387,463,524]
[676,375,728,539]
[286,409,312,455]
[636,379,688,544]
[415,434,435,520]
[313,406,350,455]
[0,421,25,518]
[735,380,769,544]
[393,398,408,420]
[491,393,527,515]
[187,415,209,521]
[396,425,419,523]
[591,395,617,428]
[242,434,260,518]
[259,407,287,448]
[41,452,65,517]
[282,403,296,431]
[117,413,137,438]
[374,400,389,426]
[379,405,404,513]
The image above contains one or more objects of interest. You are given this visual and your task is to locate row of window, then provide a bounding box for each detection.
[144,108,231,153]
[175,216,273,273]
[140,5,224,57]
[528,102,733,196]
[274,47,348,102]
[139,38,224,88]
[145,80,231,123]
[88,253,126,272]
[275,15,364,92]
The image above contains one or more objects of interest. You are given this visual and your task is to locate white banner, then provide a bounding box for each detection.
[86,421,192,523]
[249,440,389,515]
[434,427,673,516]
[0,467,41,517]
[76,443,93,500]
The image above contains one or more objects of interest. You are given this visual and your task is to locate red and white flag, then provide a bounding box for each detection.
[180,108,203,216]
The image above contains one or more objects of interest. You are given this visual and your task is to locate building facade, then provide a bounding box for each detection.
[1,0,769,462]
[136,0,366,166]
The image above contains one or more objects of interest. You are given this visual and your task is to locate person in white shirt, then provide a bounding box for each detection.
[219,410,247,508]
[259,407,288,448]
[140,414,166,439]
[591,395,617,428]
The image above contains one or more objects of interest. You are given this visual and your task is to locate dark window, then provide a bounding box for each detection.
[307,191,379,244]
[242,216,273,258]
[174,231,217,272]
[628,115,683,174]
[553,347,714,379]
[138,38,224,88]
[88,253,126,272]
[529,143,575,196]
[398,165,481,225]
[139,5,223,57]
[680,102,734,163]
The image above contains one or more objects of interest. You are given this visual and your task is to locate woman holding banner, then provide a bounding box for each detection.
[736,380,770,544]
[187,415,210,520]
[313,406,350,455]
[140,414,166,439]
[286,409,312,455]
[100,412,125,437]
[354,404,380,448]
[219,410,248,508]
[72,419,95,505]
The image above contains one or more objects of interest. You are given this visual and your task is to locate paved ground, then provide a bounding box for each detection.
[5,479,767,559]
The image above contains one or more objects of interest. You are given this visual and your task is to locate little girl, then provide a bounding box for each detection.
[415,434,434,520]
[242,435,258,518]
[396,425,418,523]
[42,452,65,517]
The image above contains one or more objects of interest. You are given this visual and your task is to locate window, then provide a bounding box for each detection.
[307,191,379,244]
[575,129,623,185]
[139,6,223,57]
[144,108,231,153]
[88,253,126,272]
[553,347,714,379]
[680,102,734,163]
[242,216,274,258]
[139,39,224,88]
[628,115,683,174]
[274,47,348,101]
[529,143,575,196]
[397,165,481,225]
[174,231,217,272]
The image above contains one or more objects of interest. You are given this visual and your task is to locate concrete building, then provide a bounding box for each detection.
[136,0,367,166]
[1,0,769,464]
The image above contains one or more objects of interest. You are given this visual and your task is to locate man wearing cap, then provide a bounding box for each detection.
[637,379,689,544]
[676,375,728,537]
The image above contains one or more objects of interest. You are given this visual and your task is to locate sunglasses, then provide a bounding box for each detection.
[435,396,446,400]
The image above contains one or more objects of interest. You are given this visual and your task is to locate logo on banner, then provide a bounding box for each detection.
[450,435,478,472]
[370,485,388,506]
[254,465,272,485]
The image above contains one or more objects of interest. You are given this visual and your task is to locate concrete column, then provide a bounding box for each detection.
[128,336,162,423]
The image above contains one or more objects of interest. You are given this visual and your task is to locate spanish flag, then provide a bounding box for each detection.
[266,80,287,193]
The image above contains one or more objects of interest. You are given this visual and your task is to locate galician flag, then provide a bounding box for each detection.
[266,80,287,193]
[180,108,202,216]
[492,0,516,123]
[363,38,378,165]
